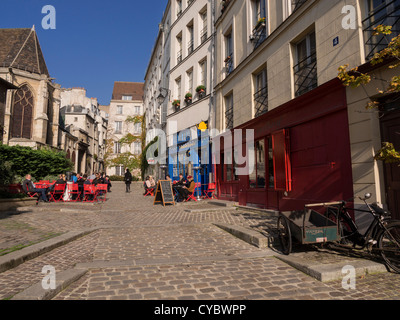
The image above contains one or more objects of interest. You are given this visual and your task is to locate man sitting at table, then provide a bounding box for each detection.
[22,174,49,203]
[176,173,186,186]
[180,175,196,201]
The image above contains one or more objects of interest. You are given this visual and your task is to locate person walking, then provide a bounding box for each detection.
[124,168,133,193]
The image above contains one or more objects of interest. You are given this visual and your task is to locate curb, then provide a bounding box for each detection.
[275,254,388,282]
[11,269,88,300]
[214,223,271,248]
[0,228,97,273]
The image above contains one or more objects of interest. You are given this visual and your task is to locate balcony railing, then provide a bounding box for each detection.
[188,39,194,55]
[254,86,268,117]
[225,106,234,130]
[294,52,317,97]
[292,0,307,12]
[177,49,182,64]
[251,21,267,50]
[362,0,400,61]
[200,26,208,44]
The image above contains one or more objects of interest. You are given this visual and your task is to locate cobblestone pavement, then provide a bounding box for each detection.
[1,182,400,300]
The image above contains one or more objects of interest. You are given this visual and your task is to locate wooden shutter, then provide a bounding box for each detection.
[272,129,292,192]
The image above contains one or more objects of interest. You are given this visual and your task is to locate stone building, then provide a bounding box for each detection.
[0,26,61,149]
[212,0,399,219]
[106,81,144,177]
[60,88,108,175]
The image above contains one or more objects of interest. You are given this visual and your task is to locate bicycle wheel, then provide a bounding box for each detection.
[377,221,400,273]
[277,215,292,255]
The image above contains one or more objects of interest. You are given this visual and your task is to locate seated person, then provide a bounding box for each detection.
[180,175,196,200]
[105,175,112,192]
[176,173,186,186]
[92,173,103,186]
[143,176,154,195]
[22,174,49,203]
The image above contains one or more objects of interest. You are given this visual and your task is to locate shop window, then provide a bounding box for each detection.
[249,139,266,188]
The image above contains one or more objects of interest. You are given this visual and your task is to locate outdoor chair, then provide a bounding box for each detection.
[49,184,66,202]
[202,183,216,200]
[83,184,97,202]
[96,184,108,202]
[185,182,201,202]
[66,183,81,202]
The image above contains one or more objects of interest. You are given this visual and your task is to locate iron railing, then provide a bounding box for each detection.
[292,0,307,12]
[177,49,182,64]
[225,106,234,130]
[252,23,267,50]
[254,86,268,117]
[293,51,317,97]
[201,26,208,44]
[362,0,400,60]
[188,39,194,55]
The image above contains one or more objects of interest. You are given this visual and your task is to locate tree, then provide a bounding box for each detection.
[338,25,400,165]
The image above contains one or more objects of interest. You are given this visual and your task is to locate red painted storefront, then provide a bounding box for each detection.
[216,79,354,211]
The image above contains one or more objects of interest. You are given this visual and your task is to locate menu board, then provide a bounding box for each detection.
[153,180,175,206]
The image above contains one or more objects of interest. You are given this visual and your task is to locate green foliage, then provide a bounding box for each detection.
[374,142,400,164]
[0,144,73,182]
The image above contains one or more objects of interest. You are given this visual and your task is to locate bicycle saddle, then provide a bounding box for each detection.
[371,203,390,216]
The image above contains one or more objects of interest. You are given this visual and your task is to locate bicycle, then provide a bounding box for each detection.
[324,193,400,273]
[277,193,400,273]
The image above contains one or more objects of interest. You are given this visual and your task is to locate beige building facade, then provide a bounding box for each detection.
[213,0,399,216]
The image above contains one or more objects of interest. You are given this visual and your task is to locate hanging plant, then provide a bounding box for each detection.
[172,99,180,107]
[185,92,192,100]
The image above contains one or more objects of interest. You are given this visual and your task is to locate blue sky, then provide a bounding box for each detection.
[0,0,167,105]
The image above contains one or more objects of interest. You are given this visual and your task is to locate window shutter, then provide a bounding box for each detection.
[272,129,292,192]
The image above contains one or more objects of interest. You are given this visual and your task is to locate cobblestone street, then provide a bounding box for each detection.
[0,182,400,301]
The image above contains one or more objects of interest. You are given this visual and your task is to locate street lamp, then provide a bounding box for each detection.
[157,87,170,105]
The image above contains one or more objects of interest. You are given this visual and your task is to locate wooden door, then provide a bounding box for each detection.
[381,109,400,220]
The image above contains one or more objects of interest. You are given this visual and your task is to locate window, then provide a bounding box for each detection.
[254,68,268,117]
[134,106,141,115]
[134,122,141,134]
[122,95,132,101]
[363,0,400,60]
[11,84,33,139]
[114,141,122,154]
[225,32,234,75]
[115,165,124,176]
[225,93,234,130]
[115,121,123,134]
[187,23,194,55]
[252,0,267,49]
[175,77,182,100]
[117,105,123,115]
[199,59,207,88]
[177,34,183,64]
[293,30,317,97]
[268,137,274,188]
[249,140,266,188]
[177,0,182,17]
[187,69,193,94]
[200,10,208,44]
[134,141,141,155]
[283,0,307,18]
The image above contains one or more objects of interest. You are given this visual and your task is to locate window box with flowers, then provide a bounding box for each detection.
[253,17,266,31]
[172,100,180,111]
[185,92,192,105]
[196,85,206,99]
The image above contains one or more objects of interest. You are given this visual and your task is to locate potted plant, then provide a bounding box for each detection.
[185,92,192,104]
[254,17,266,31]
[196,85,206,99]
[172,99,180,111]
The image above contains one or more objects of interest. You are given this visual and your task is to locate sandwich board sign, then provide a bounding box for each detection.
[153,180,175,206]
